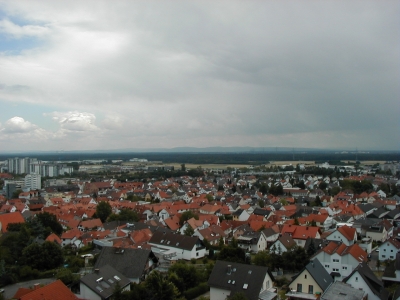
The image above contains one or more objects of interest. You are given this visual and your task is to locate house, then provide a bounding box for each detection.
[148,231,206,260]
[365,224,388,242]
[80,264,131,300]
[0,211,25,234]
[270,234,296,254]
[382,252,400,285]
[94,247,158,283]
[320,281,366,300]
[281,225,321,247]
[326,225,357,246]
[236,231,267,253]
[286,259,333,299]
[232,209,251,221]
[208,260,276,300]
[15,280,79,300]
[343,262,389,300]
[377,238,400,261]
[311,241,367,280]
[193,225,226,245]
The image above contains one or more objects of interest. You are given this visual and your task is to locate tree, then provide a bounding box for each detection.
[307,242,317,258]
[22,241,63,270]
[11,189,23,199]
[96,201,112,223]
[179,211,198,226]
[184,225,194,236]
[108,208,140,223]
[205,194,214,202]
[314,196,322,207]
[230,292,249,300]
[259,184,268,195]
[35,212,63,236]
[180,164,186,172]
[319,181,328,190]
[145,270,179,300]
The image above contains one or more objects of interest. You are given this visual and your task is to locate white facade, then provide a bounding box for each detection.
[326,229,356,246]
[24,173,41,191]
[378,241,399,261]
[345,271,378,300]
[312,251,360,280]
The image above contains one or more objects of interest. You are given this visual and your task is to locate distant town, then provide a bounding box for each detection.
[0,156,399,300]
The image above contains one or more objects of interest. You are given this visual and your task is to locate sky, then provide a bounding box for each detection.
[0,1,399,152]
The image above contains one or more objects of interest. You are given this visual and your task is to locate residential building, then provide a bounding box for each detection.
[326,225,357,246]
[24,173,41,191]
[148,231,206,260]
[377,238,400,261]
[312,241,367,280]
[320,281,366,300]
[286,259,333,299]
[208,260,276,300]
[80,264,130,300]
[343,262,389,300]
[94,247,158,283]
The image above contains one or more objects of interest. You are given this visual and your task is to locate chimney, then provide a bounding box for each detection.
[34,283,40,290]
[227,265,232,275]
[95,268,100,273]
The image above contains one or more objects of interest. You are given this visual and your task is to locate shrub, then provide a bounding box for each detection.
[183,282,209,300]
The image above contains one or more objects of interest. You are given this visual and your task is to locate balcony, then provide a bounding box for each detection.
[285,290,318,300]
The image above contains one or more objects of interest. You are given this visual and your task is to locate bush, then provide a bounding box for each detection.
[183,282,209,300]
[191,258,196,264]
[40,269,57,278]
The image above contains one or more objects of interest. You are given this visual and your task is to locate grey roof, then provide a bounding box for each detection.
[321,281,365,300]
[148,231,203,251]
[386,209,400,219]
[357,203,375,213]
[290,259,333,291]
[253,208,270,217]
[208,260,274,300]
[343,262,389,300]
[368,208,389,219]
[94,247,158,280]
[80,264,130,299]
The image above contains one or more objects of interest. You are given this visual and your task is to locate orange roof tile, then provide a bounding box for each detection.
[19,280,79,300]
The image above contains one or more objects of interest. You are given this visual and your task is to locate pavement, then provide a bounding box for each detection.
[1,278,57,300]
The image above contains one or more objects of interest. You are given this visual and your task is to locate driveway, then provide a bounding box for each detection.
[1,278,56,300]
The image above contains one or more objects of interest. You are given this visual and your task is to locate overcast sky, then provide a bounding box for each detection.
[0,1,398,152]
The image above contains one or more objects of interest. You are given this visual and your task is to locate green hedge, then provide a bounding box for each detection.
[183,282,209,300]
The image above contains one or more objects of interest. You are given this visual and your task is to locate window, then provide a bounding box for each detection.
[196,252,199,256]
[384,249,386,252]
[343,266,347,270]
[390,256,394,259]
[297,283,302,293]
[325,265,329,268]
[382,255,386,258]
[305,274,307,279]
[333,259,339,263]
[333,268,339,272]
[355,277,358,282]
[391,250,394,252]
[308,285,313,294]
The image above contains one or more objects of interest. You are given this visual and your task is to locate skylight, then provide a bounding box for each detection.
[243,283,248,289]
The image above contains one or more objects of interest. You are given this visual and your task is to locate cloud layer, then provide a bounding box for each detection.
[0,1,398,151]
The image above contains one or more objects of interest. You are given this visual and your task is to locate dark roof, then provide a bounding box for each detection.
[290,259,332,291]
[343,262,389,300]
[149,231,202,251]
[208,260,274,300]
[386,209,400,219]
[81,264,130,299]
[357,203,375,213]
[253,208,270,217]
[321,281,365,300]
[94,247,157,280]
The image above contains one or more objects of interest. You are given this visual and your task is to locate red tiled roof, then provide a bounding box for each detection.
[19,280,79,300]
[0,211,25,233]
